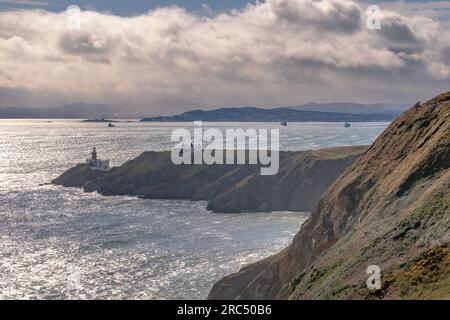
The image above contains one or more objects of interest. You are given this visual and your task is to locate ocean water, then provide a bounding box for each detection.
[0,120,388,299]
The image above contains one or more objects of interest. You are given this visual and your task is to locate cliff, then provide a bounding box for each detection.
[51,146,365,213]
[208,92,450,299]
[51,164,108,187]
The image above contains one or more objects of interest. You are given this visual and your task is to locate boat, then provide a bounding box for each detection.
[280,121,287,126]
[108,123,115,127]
[344,122,351,128]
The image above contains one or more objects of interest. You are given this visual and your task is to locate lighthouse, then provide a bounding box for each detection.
[91,147,97,160]
[86,147,110,171]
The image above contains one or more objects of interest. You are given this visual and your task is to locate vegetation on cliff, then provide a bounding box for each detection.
[52,146,365,213]
[208,92,450,300]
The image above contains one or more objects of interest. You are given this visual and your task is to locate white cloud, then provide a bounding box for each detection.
[0,0,449,109]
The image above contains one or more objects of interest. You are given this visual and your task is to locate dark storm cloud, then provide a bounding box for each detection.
[273,0,362,33]
[379,14,420,44]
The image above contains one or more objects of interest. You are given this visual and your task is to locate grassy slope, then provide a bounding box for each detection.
[289,94,450,300]
[208,92,450,300]
[54,146,366,213]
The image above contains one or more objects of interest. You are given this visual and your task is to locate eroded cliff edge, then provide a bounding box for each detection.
[208,92,450,299]
[52,146,365,213]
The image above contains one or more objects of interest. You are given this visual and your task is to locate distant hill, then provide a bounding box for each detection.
[291,102,408,115]
[0,98,206,119]
[0,103,134,119]
[0,100,408,121]
[141,107,400,122]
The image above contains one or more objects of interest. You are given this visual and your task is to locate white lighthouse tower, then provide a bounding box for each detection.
[86,147,110,171]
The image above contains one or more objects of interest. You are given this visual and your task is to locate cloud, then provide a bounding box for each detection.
[0,0,449,110]
[370,1,450,21]
[266,0,362,33]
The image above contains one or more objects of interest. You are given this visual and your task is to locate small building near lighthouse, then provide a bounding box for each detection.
[86,147,110,171]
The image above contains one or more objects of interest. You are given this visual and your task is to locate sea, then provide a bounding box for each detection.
[0,120,388,299]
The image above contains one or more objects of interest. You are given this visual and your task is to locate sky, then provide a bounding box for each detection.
[1,0,450,111]
[0,0,448,14]
[0,0,251,14]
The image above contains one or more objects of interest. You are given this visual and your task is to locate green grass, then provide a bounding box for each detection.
[289,260,345,296]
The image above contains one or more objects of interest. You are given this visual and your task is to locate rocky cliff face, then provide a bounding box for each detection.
[208,92,450,299]
[52,147,365,213]
[51,164,108,187]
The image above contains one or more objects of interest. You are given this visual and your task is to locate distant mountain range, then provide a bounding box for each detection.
[291,102,407,114]
[141,106,404,122]
[0,100,409,121]
[0,98,205,119]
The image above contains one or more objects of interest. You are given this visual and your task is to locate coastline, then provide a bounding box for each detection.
[52,146,367,213]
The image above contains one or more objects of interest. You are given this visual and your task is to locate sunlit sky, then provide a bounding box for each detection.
[1,0,450,111]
